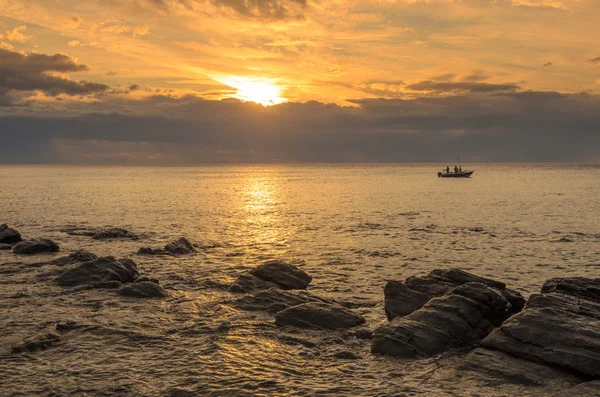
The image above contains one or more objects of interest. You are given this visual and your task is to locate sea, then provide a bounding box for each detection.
[1,164,599,396]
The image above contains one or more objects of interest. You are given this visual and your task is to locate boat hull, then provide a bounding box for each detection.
[438,171,474,178]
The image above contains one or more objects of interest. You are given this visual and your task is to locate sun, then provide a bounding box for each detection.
[221,77,287,106]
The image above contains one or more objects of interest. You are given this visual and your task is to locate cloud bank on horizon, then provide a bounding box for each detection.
[0,0,599,163]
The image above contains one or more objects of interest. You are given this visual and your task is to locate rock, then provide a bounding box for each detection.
[275,302,366,330]
[138,237,196,255]
[551,380,600,397]
[250,260,312,289]
[0,243,12,250]
[481,293,600,377]
[331,351,360,360]
[384,268,524,321]
[232,287,333,314]
[135,276,160,284]
[0,224,22,244]
[372,284,511,358]
[13,239,60,255]
[344,327,373,340]
[48,250,98,266]
[117,281,169,298]
[55,256,139,287]
[164,237,196,254]
[12,330,61,353]
[541,277,600,302]
[229,260,312,293]
[229,272,279,293]
[459,348,583,387]
[92,227,138,240]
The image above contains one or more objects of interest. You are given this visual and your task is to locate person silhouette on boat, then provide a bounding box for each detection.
[454,165,459,173]
[446,166,450,173]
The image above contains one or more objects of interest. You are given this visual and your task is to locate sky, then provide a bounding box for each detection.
[0,0,599,163]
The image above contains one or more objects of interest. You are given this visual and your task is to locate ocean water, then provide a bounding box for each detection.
[1,164,599,396]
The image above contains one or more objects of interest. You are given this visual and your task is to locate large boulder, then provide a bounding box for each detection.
[13,239,60,255]
[384,268,525,321]
[48,250,98,266]
[117,281,169,298]
[232,288,333,314]
[55,256,139,287]
[460,277,600,385]
[230,260,312,293]
[275,302,365,330]
[0,224,22,244]
[372,282,512,358]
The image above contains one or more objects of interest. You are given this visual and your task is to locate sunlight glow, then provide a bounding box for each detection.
[221,77,287,106]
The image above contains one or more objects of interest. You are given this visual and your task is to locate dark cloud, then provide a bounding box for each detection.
[0,48,109,106]
[588,57,600,64]
[144,0,306,19]
[1,91,599,163]
[406,80,520,94]
[543,62,552,67]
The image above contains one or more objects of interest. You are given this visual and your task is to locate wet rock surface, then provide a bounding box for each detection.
[48,250,98,266]
[138,237,196,255]
[55,256,139,287]
[230,260,312,293]
[117,281,169,298]
[372,283,512,358]
[460,277,600,386]
[62,226,138,240]
[275,302,366,330]
[384,268,524,320]
[0,224,22,244]
[12,330,61,354]
[0,243,12,250]
[232,287,333,314]
[12,239,60,255]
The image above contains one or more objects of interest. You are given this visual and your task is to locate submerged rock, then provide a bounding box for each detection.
[232,287,333,314]
[372,282,512,358]
[275,302,365,330]
[0,224,22,244]
[13,239,60,255]
[48,250,98,266]
[459,348,583,387]
[118,281,169,298]
[12,330,61,353]
[93,227,138,240]
[384,268,524,320]
[138,237,196,255]
[460,276,600,385]
[55,256,139,287]
[230,260,312,293]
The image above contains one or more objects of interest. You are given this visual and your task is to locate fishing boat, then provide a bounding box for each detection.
[438,170,474,178]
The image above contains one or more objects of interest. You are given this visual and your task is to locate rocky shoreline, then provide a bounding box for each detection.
[2,223,599,395]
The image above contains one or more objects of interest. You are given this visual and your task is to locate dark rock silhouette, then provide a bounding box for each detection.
[372,282,512,358]
[118,281,169,298]
[232,287,333,313]
[62,226,138,239]
[12,330,61,353]
[230,260,312,293]
[48,250,98,266]
[460,276,600,386]
[0,243,11,250]
[275,302,365,330]
[13,239,60,255]
[0,224,22,244]
[55,256,139,287]
[384,268,524,320]
[138,237,196,255]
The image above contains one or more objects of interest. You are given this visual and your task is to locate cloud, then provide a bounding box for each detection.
[1,26,33,43]
[144,0,307,19]
[543,62,552,67]
[63,17,81,30]
[406,80,520,94]
[1,91,599,163]
[0,48,109,106]
[589,57,600,64]
[67,40,81,47]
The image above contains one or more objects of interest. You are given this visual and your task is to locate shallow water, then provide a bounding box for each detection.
[1,164,599,396]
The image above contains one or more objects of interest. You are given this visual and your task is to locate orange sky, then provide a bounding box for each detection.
[1,0,599,106]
